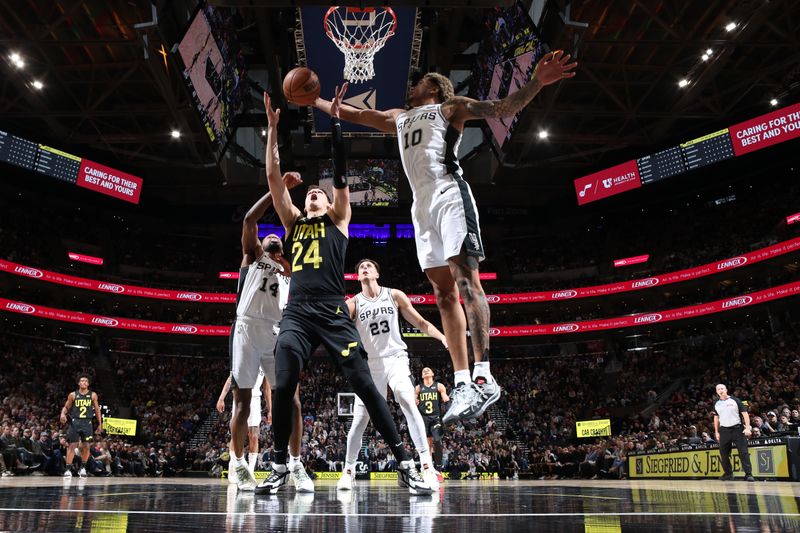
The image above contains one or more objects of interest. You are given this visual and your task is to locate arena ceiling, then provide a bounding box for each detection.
[0,0,798,203]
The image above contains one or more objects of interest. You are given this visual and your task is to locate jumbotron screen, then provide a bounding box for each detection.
[177,6,248,158]
[472,1,544,147]
[318,159,400,207]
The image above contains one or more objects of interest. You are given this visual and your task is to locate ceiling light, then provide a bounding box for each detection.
[32,80,43,90]
[678,79,689,88]
[260,128,267,137]
[701,54,709,61]
[10,52,24,68]
[770,98,778,106]
[725,22,737,32]
[538,130,548,139]
[706,48,713,56]
[170,130,181,139]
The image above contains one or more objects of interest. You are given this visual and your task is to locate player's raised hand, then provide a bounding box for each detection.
[264,92,280,127]
[330,83,349,119]
[282,171,303,190]
[534,50,578,86]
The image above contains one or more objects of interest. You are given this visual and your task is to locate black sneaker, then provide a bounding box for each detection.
[255,464,289,495]
[719,474,733,481]
[745,475,755,482]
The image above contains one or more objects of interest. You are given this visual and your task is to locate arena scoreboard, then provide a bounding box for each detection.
[0,129,143,204]
[680,129,735,170]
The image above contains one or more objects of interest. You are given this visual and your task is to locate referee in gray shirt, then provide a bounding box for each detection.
[713,383,755,481]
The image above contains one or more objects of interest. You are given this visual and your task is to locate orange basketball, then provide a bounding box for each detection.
[283,67,321,106]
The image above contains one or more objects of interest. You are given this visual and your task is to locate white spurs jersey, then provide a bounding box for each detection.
[235,253,290,320]
[395,104,463,197]
[354,287,407,359]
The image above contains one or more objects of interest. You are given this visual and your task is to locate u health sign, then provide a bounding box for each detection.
[77,159,143,204]
[574,160,641,205]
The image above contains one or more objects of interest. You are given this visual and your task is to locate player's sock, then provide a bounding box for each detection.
[472,361,493,384]
[419,451,434,470]
[247,453,258,472]
[288,455,302,470]
[454,369,471,387]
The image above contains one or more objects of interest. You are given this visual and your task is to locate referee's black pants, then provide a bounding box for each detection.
[718,424,752,476]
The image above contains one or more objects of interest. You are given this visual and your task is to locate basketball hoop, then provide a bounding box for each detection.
[324,6,397,84]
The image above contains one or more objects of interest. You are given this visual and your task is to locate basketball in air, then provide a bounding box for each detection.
[283,67,321,106]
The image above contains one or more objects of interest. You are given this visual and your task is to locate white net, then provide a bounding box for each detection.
[324,7,397,84]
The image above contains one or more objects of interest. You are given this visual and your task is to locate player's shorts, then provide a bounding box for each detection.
[411,173,485,270]
[67,420,94,443]
[231,394,262,427]
[276,297,369,371]
[231,316,279,389]
[422,415,443,441]
[354,352,414,407]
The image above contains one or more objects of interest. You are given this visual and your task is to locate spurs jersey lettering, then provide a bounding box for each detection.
[287,213,347,298]
[235,254,288,320]
[70,390,94,420]
[395,104,462,196]
[418,382,441,418]
[353,287,407,358]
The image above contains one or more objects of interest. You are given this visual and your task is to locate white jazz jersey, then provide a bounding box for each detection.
[235,253,290,320]
[395,104,463,197]
[354,287,407,359]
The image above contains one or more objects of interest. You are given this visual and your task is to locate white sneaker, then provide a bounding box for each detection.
[290,463,314,493]
[397,460,432,495]
[442,382,480,424]
[63,469,73,478]
[422,467,440,491]
[234,461,257,491]
[337,468,355,491]
[227,459,236,484]
[78,467,88,478]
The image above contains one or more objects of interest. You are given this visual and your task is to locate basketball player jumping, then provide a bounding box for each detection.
[229,179,313,492]
[416,368,449,471]
[60,375,102,478]
[314,51,577,423]
[257,86,430,495]
[337,258,448,492]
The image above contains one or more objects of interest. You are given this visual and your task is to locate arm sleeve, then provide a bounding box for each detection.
[331,118,347,189]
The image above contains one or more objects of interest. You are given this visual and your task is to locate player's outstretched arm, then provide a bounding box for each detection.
[315,95,402,133]
[392,288,448,350]
[445,50,577,124]
[242,192,273,263]
[264,92,303,233]
[329,84,353,229]
[414,385,421,405]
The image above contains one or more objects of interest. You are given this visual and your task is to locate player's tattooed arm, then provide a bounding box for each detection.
[445,50,576,123]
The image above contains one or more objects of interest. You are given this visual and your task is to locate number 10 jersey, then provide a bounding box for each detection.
[353,286,408,359]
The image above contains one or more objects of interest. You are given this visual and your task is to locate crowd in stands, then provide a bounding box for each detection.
[2,320,797,479]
